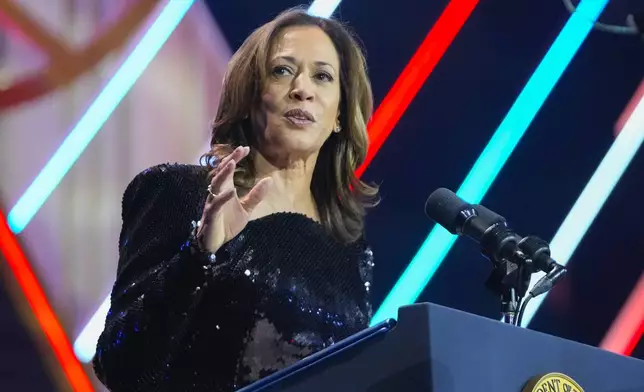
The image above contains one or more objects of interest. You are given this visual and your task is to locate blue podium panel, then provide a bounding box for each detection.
[238,303,644,392]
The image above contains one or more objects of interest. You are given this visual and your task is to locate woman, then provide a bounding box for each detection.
[93,7,379,391]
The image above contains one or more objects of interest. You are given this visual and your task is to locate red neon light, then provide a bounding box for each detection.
[0,212,93,391]
[601,86,644,357]
[356,0,480,178]
[615,78,644,137]
[600,272,644,356]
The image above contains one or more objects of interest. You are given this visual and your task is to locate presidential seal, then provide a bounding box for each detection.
[522,372,584,392]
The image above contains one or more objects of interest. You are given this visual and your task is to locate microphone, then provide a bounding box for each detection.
[424,188,566,293]
[423,188,514,251]
[425,188,569,326]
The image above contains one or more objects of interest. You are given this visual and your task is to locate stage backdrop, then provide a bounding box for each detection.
[0,0,643,390]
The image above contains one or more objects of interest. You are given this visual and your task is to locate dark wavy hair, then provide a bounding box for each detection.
[201,7,379,244]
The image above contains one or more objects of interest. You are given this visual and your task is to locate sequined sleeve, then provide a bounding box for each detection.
[357,241,375,322]
[93,167,213,389]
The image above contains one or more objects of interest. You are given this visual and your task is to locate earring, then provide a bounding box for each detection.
[334,125,342,133]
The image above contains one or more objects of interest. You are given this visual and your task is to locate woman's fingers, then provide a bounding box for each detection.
[201,188,236,225]
[208,145,251,201]
[241,177,273,213]
[218,146,249,169]
[203,146,254,223]
[207,160,236,202]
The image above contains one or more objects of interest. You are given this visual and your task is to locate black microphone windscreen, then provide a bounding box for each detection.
[424,188,470,234]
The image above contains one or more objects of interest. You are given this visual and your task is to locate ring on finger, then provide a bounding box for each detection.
[207,184,218,198]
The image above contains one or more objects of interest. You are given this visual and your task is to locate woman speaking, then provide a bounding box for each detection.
[93,7,380,391]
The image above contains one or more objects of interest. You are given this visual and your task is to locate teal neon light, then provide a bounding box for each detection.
[8,0,195,234]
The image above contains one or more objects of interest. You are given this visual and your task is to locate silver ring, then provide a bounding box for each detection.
[207,184,218,198]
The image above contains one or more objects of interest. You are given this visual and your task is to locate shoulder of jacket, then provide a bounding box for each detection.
[128,163,207,189]
[121,163,208,210]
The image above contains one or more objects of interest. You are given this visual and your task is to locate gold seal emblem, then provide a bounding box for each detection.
[522,372,584,392]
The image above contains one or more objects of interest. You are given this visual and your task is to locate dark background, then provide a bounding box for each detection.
[1,0,643,388]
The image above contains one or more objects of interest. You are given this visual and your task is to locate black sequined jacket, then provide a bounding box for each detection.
[92,163,374,391]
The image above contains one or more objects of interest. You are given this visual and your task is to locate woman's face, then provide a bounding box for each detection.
[252,25,341,162]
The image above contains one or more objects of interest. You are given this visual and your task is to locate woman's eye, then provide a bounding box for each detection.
[272,66,292,76]
[316,72,334,82]
[272,66,333,82]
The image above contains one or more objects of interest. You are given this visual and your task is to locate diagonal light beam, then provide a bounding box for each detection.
[601,272,644,357]
[0,211,93,391]
[7,0,195,234]
[307,0,342,17]
[356,0,479,177]
[74,0,480,362]
[372,0,610,324]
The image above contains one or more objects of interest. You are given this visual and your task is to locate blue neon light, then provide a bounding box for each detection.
[307,0,342,17]
[8,0,195,234]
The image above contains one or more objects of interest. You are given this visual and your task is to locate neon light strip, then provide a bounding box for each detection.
[74,294,111,362]
[74,0,478,362]
[356,0,479,177]
[307,0,342,17]
[372,0,609,324]
[615,79,644,136]
[7,0,195,234]
[601,272,644,356]
[0,212,93,391]
[521,85,644,327]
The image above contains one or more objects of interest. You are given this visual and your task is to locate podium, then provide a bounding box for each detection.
[238,303,644,392]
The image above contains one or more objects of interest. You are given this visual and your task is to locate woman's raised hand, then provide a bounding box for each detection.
[196,146,272,253]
